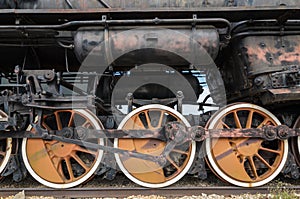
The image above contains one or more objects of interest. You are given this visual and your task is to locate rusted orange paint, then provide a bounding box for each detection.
[209,107,285,182]
[118,108,193,184]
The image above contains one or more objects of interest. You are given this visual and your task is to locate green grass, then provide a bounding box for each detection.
[267,181,299,199]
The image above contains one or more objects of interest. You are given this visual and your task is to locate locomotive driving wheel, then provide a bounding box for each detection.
[114,104,196,188]
[0,110,12,176]
[291,116,300,166]
[205,103,288,187]
[22,109,104,189]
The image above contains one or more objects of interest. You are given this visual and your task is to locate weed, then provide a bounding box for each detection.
[267,181,299,199]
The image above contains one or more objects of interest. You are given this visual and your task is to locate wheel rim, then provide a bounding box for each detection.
[205,103,288,187]
[114,104,196,188]
[291,116,300,166]
[22,109,104,189]
[0,110,12,175]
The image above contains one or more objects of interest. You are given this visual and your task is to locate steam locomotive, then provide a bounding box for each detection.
[0,0,300,189]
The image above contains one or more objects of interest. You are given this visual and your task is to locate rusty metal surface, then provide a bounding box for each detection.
[224,20,300,104]
[1,123,298,141]
[74,26,220,64]
[261,88,300,104]
[236,36,300,77]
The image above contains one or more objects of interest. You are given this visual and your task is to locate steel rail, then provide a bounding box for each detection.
[0,186,299,198]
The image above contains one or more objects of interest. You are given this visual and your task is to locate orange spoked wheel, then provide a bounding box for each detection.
[0,110,12,176]
[22,109,104,189]
[114,104,196,188]
[205,103,288,187]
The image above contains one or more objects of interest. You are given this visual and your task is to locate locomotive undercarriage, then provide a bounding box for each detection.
[0,4,300,189]
[0,68,298,189]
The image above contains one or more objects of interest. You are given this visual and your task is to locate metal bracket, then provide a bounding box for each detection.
[126,92,133,114]
[282,152,300,179]
[192,14,197,26]
[176,91,184,113]
[188,143,207,180]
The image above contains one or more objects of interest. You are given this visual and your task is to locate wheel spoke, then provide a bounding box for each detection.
[52,157,62,170]
[167,155,180,171]
[74,145,97,156]
[259,147,281,155]
[54,112,63,130]
[82,121,90,128]
[144,110,153,129]
[221,121,230,129]
[247,156,258,179]
[65,157,75,181]
[71,153,90,171]
[157,110,165,128]
[133,115,147,129]
[68,112,74,127]
[246,110,254,128]
[124,114,146,130]
[171,148,189,155]
[45,140,60,146]
[50,156,65,181]
[42,122,52,131]
[233,111,242,129]
[56,162,64,181]
[255,153,272,169]
[257,118,271,128]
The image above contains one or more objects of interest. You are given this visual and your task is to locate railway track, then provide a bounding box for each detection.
[1,186,300,198]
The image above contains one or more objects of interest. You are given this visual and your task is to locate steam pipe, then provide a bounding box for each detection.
[0,17,231,36]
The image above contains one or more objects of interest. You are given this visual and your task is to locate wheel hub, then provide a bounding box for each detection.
[139,140,165,153]
[233,138,262,156]
[46,141,76,158]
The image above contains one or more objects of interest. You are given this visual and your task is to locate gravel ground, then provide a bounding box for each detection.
[2,192,300,199]
[1,173,298,189]
[0,172,228,189]
[1,172,300,199]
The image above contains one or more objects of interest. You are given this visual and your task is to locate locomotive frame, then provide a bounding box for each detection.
[0,0,300,189]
